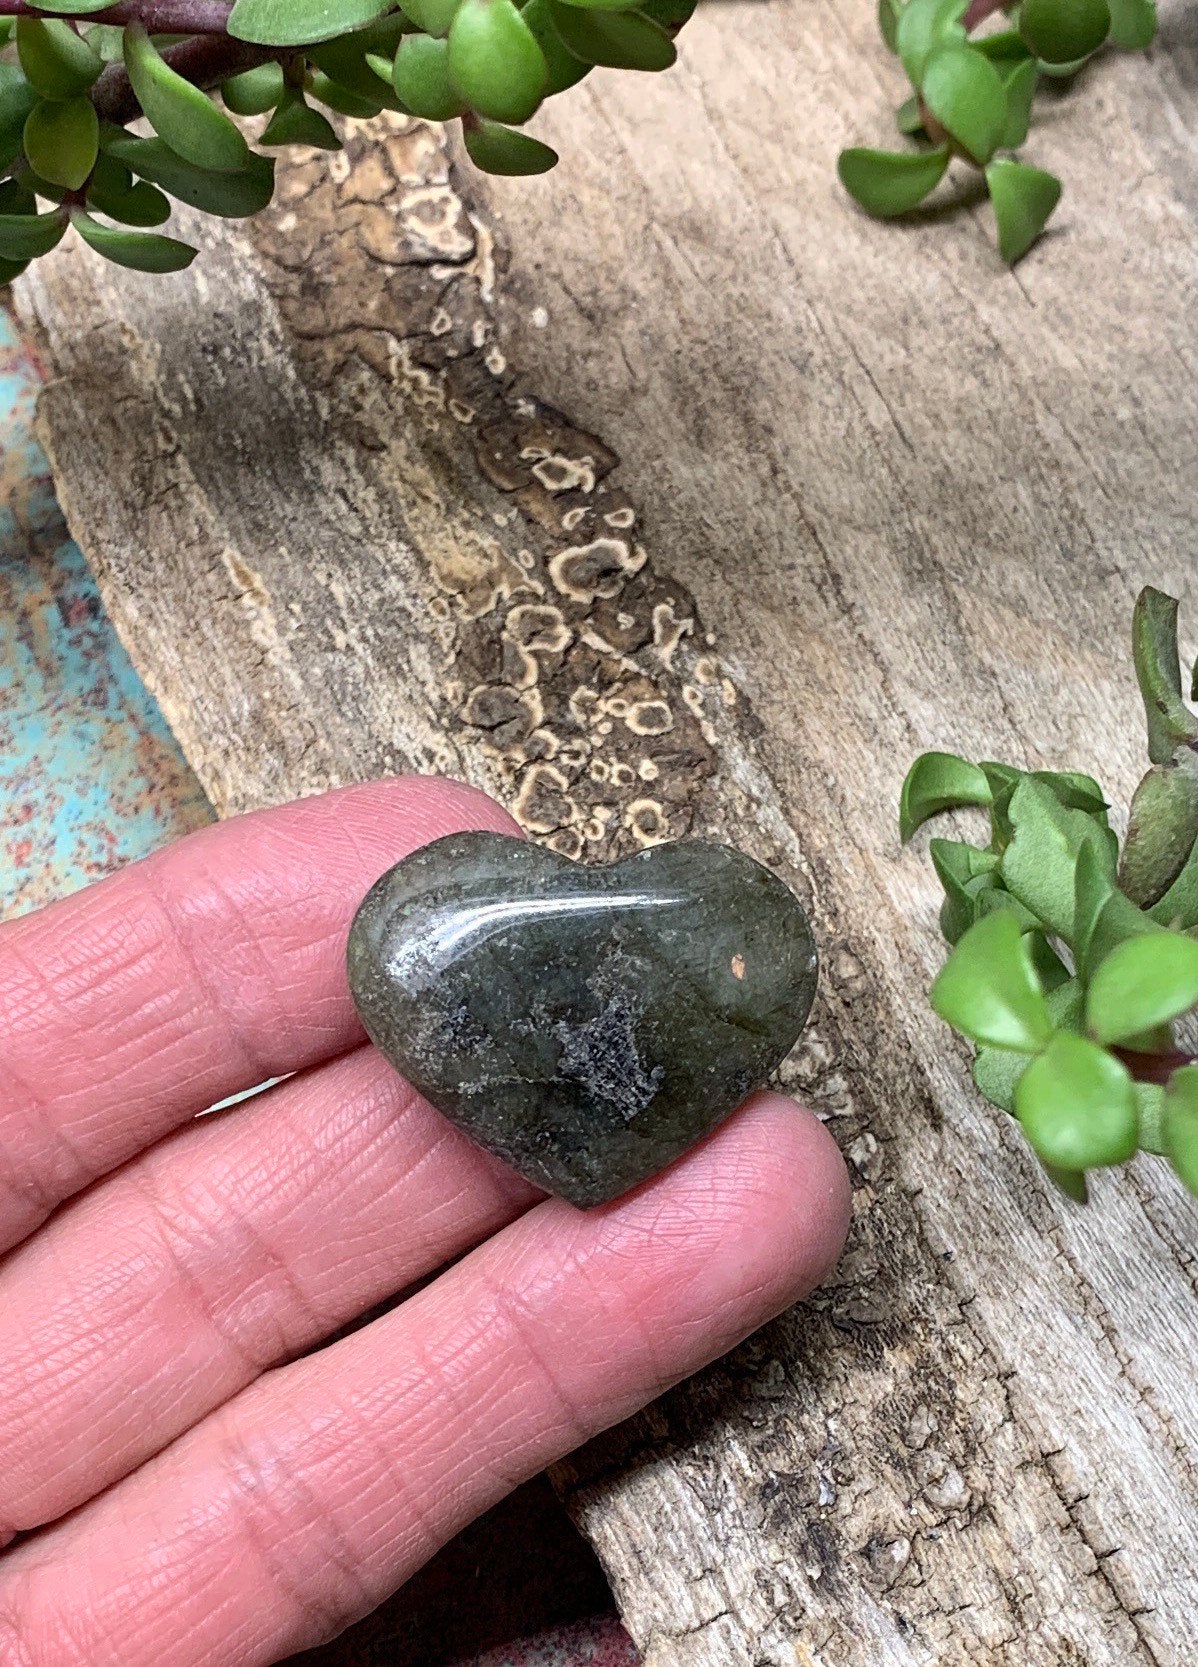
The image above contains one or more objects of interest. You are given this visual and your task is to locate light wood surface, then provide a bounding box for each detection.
[17,2,1198,1658]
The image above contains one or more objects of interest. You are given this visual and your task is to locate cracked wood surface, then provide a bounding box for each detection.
[15,0,1198,1658]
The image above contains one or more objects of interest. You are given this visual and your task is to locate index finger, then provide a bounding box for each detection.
[0,777,519,1254]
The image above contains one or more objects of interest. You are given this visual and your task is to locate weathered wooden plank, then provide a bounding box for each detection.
[16,1,1198,1659]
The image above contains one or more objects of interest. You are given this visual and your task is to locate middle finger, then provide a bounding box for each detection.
[0,1046,539,1538]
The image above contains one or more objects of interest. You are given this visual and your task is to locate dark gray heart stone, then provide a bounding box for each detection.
[346,833,818,1207]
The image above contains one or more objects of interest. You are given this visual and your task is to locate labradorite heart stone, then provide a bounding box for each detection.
[347,833,817,1207]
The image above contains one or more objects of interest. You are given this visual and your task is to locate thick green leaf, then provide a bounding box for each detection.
[17,17,103,100]
[1150,838,1198,930]
[1133,587,1197,764]
[1135,1082,1167,1155]
[896,0,968,82]
[0,254,27,285]
[309,16,412,102]
[635,0,697,29]
[72,207,195,271]
[975,28,1034,61]
[102,132,276,218]
[0,207,66,260]
[896,94,926,134]
[27,0,111,10]
[463,115,557,172]
[930,837,999,944]
[544,1,675,68]
[307,71,385,117]
[86,154,171,225]
[879,0,904,51]
[125,24,248,173]
[222,62,287,117]
[399,0,463,34]
[1086,932,1198,1045]
[23,95,98,191]
[1016,1033,1138,1170]
[0,64,40,170]
[930,908,1053,1052]
[520,0,591,93]
[1107,0,1156,46]
[228,0,395,46]
[1000,56,1038,148]
[1043,1162,1090,1201]
[260,88,342,147]
[986,157,1060,263]
[0,179,37,215]
[1000,776,1116,939]
[391,35,468,118]
[1020,0,1110,63]
[839,144,951,219]
[1163,1066,1198,1195]
[1031,768,1109,820]
[973,974,1083,1111]
[921,45,1006,164]
[1119,763,1198,907]
[448,0,548,124]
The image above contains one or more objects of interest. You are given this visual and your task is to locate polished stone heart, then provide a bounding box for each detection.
[346,833,818,1207]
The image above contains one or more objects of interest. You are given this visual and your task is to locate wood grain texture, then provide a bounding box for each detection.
[16,0,1198,1658]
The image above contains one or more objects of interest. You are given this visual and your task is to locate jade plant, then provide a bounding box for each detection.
[839,0,1156,263]
[0,0,692,281]
[901,587,1198,1202]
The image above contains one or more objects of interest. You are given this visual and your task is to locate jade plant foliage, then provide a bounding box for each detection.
[0,0,693,281]
[902,587,1198,1203]
[840,0,1157,263]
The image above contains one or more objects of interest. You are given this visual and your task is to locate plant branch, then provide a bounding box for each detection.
[1115,1046,1197,1087]
[962,0,1014,29]
[0,1,232,28]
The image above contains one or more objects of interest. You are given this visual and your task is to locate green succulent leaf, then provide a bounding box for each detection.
[974,28,1034,61]
[520,0,591,93]
[260,88,342,148]
[930,908,1054,1053]
[974,974,1084,1112]
[309,16,412,101]
[0,64,41,171]
[23,95,99,192]
[222,62,287,116]
[896,0,968,83]
[17,16,103,100]
[307,71,385,117]
[839,143,952,219]
[1163,1066,1198,1195]
[400,0,463,35]
[895,94,926,134]
[228,0,395,46]
[1031,769,1109,820]
[1106,0,1156,46]
[879,0,904,52]
[999,776,1116,939]
[1086,932,1198,1045]
[71,207,196,271]
[1119,763,1198,907]
[1150,839,1198,930]
[900,754,993,844]
[463,115,558,172]
[26,0,111,10]
[0,207,67,261]
[102,132,277,218]
[985,157,1061,263]
[920,44,1007,165]
[1015,1033,1139,1171]
[1133,587,1198,765]
[86,155,172,226]
[1019,0,1110,64]
[448,0,548,124]
[125,23,249,173]
[544,1,676,69]
[0,179,37,216]
[1000,56,1038,148]
[391,34,469,119]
